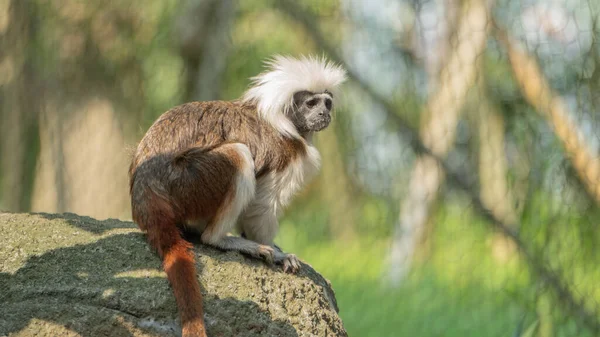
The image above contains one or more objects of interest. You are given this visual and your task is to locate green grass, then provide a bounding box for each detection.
[276,236,522,337]
[276,202,598,337]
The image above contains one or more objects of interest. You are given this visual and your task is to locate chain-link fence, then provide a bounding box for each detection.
[1,0,600,336]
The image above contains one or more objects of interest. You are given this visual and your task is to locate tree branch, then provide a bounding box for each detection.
[494,26,600,205]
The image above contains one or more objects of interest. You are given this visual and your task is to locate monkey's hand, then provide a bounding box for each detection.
[254,244,275,264]
[273,250,301,274]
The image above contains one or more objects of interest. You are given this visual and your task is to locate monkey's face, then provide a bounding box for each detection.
[291,90,334,133]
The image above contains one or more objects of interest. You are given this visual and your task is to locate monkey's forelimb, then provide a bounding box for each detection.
[204,235,276,264]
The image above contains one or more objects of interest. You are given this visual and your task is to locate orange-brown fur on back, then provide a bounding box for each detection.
[130,101,305,180]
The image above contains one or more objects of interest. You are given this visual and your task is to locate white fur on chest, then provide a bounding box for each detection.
[253,143,321,217]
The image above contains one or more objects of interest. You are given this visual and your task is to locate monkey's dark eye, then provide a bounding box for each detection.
[306,98,318,108]
[325,98,332,111]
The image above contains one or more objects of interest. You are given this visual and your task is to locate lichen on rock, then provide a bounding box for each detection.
[0,212,347,337]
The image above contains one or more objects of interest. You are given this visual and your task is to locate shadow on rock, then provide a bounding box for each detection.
[36,211,136,234]
[0,232,299,337]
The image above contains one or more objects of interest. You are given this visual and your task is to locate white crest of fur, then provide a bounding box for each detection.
[241,55,347,138]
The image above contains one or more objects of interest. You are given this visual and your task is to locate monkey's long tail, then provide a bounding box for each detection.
[139,192,207,337]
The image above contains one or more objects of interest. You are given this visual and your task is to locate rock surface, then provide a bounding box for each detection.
[0,212,347,337]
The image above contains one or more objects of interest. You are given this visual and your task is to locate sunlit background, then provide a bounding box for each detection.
[2,0,600,336]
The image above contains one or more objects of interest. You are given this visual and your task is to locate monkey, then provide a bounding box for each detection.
[128,55,346,337]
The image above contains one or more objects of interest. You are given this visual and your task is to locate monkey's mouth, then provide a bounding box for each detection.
[310,116,331,132]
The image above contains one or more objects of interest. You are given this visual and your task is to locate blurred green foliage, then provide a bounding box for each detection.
[280,201,600,337]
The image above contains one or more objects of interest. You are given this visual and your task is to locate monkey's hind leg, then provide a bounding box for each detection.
[199,143,276,263]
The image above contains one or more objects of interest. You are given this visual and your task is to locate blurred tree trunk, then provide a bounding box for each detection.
[498,31,600,205]
[177,0,236,101]
[409,0,462,261]
[422,0,461,94]
[0,0,40,212]
[475,83,517,227]
[30,2,146,220]
[388,0,493,284]
[33,98,133,219]
[474,75,519,263]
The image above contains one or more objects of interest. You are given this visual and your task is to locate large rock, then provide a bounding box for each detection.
[0,212,346,337]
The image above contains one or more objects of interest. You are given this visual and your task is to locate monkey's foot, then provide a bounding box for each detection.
[274,252,301,274]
